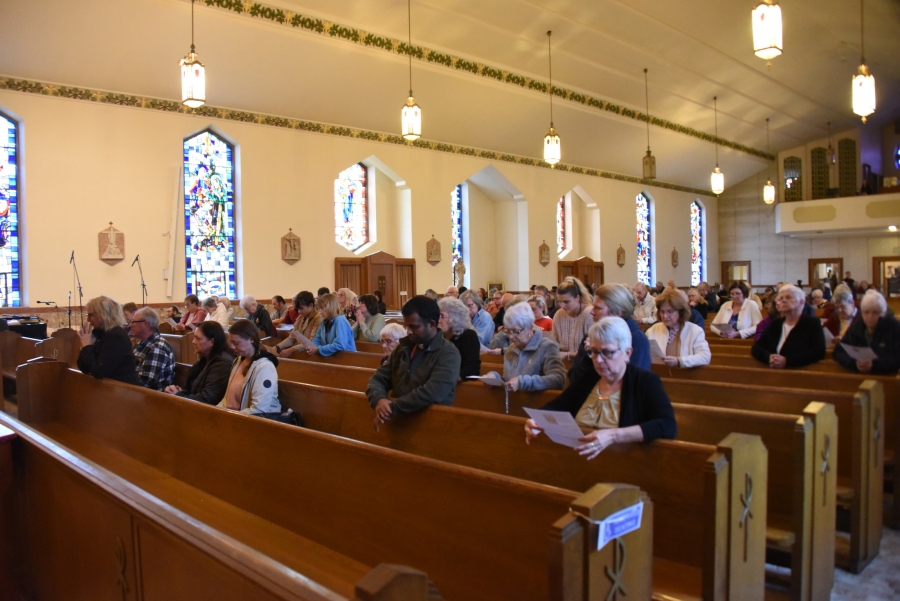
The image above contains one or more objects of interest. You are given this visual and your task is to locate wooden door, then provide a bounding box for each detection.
[395,260,416,310]
[334,258,363,294]
[363,252,396,309]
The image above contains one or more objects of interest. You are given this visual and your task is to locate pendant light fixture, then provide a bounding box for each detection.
[642,68,656,180]
[710,96,724,196]
[852,0,876,123]
[751,1,783,65]
[400,0,422,141]
[763,118,775,204]
[543,30,561,166]
[180,0,206,109]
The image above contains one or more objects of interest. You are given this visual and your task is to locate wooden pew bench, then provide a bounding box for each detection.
[160,332,197,365]
[0,331,74,384]
[10,362,650,601]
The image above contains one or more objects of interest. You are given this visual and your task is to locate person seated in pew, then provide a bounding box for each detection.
[307,292,356,356]
[687,287,709,319]
[378,323,406,365]
[675,289,705,328]
[164,305,182,322]
[175,294,207,331]
[833,289,900,374]
[368,296,461,424]
[810,288,829,311]
[438,297,481,380]
[753,297,779,342]
[218,320,282,416]
[525,316,677,459]
[351,294,387,343]
[202,296,230,328]
[372,289,387,315]
[268,291,323,358]
[824,284,858,342]
[646,289,711,368]
[569,284,651,382]
[165,321,233,404]
[751,284,826,369]
[269,295,289,326]
[220,296,234,322]
[77,296,140,386]
[122,302,138,336]
[552,277,594,359]
[698,281,718,313]
[445,286,459,299]
[337,288,358,317]
[631,282,657,324]
[710,281,762,339]
[240,295,274,337]
[528,295,554,332]
[316,287,330,300]
[461,290,494,346]
[501,302,566,391]
[131,307,176,391]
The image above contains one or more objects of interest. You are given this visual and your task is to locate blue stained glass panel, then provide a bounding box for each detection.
[636,193,651,286]
[451,185,462,284]
[184,130,236,299]
[556,196,566,257]
[334,164,368,251]
[0,113,20,307]
[690,201,703,286]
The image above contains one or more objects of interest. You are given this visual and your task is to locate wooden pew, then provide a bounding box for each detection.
[0,331,76,384]
[289,350,509,375]
[10,361,651,601]
[274,379,768,601]
[160,332,197,365]
[0,423,16,600]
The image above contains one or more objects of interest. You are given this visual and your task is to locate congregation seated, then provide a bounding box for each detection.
[218,320,282,416]
[165,321,233,404]
[810,288,829,310]
[751,284,825,369]
[753,297,779,342]
[368,296,461,424]
[526,317,677,458]
[164,304,182,322]
[687,287,709,319]
[824,284,858,341]
[834,289,900,374]
[492,291,514,331]
[308,292,356,356]
[437,297,481,380]
[646,289,710,368]
[444,285,459,298]
[372,289,387,315]
[460,289,493,346]
[202,296,230,328]
[240,294,274,337]
[631,282,657,324]
[337,288,358,321]
[268,291,323,358]
[485,289,503,319]
[570,284,651,383]
[131,307,176,391]
[122,302,138,336]
[500,302,566,392]
[77,296,139,386]
[527,295,554,332]
[552,277,594,359]
[176,294,207,331]
[677,289,705,328]
[351,294,387,343]
[269,295,290,326]
[698,281,718,313]
[423,289,439,301]
[316,286,330,300]
[710,280,762,339]
[378,323,406,365]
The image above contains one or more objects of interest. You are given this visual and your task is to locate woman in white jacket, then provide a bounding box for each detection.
[218,319,282,415]
[646,289,711,368]
[202,296,231,328]
[711,281,762,339]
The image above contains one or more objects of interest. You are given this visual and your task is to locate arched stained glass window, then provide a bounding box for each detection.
[690,201,703,286]
[334,163,368,251]
[636,193,652,286]
[0,112,20,307]
[556,196,566,257]
[184,130,236,299]
[451,185,463,285]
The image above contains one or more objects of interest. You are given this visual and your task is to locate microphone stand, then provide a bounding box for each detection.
[71,251,84,326]
[134,255,147,306]
[67,290,72,329]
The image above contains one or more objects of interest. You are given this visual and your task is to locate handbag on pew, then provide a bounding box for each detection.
[257,407,305,428]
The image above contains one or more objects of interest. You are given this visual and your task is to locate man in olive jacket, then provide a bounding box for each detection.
[368,295,461,424]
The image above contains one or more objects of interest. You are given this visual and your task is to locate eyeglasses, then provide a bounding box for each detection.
[380,339,399,346]
[505,327,525,336]
[586,348,621,361]
[130,319,146,324]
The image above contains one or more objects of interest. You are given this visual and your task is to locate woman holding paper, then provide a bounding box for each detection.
[525,316,676,460]
[645,290,710,368]
[710,281,762,339]
[823,285,858,341]
[833,290,900,374]
[751,285,825,369]
[176,294,207,331]
[501,302,566,391]
[268,291,322,358]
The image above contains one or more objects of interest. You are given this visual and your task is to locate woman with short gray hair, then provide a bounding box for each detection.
[203,296,230,328]
[501,302,566,391]
[824,284,857,340]
[834,289,900,374]
[438,297,481,379]
[526,316,676,460]
[462,289,494,346]
[752,284,825,369]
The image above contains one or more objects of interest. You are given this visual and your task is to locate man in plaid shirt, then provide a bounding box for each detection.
[131,307,175,391]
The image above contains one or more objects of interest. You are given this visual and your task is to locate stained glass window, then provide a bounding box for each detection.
[690,201,703,286]
[0,112,21,307]
[556,196,566,257]
[451,185,463,285]
[636,193,651,286]
[184,130,236,299]
[334,163,368,251]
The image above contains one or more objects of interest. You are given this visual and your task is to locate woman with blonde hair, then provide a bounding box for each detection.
[528,295,554,332]
[646,289,711,368]
[687,287,709,320]
[77,296,139,384]
[306,292,356,356]
[551,276,593,359]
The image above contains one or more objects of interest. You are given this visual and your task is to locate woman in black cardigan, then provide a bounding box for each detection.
[77,296,140,385]
[525,316,676,460]
[751,284,825,369]
[438,297,481,379]
[833,290,900,374]
[164,321,234,404]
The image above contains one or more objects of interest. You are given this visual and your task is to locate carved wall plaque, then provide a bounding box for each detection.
[281,229,301,264]
[426,235,441,265]
[98,222,125,265]
[538,240,550,266]
[671,247,679,268]
[616,245,625,267]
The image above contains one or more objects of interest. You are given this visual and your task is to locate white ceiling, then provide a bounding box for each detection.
[0,0,897,192]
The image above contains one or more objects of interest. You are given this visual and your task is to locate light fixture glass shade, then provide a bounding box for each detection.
[401,95,421,141]
[852,64,876,122]
[711,167,725,195]
[763,180,776,204]
[642,149,656,179]
[544,127,561,165]
[180,51,205,108]
[752,3,783,61]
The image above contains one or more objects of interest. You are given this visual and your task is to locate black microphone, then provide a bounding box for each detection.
[132,254,139,267]
[69,250,74,264]
[35,300,56,305]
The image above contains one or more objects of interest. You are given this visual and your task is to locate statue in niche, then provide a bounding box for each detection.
[99,222,125,265]
[454,260,467,287]
[539,241,550,266]
[281,229,301,264]
[426,236,441,265]
[616,245,625,267]
[671,247,679,268]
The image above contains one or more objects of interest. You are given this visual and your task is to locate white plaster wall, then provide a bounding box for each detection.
[465,184,497,290]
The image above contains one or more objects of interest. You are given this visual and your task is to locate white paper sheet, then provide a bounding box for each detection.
[712,322,738,335]
[839,343,878,362]
[290,330,312,347]
[823,327,835,348]
[165,317,178,328]
[467,372,505,387]
[186,322,198,331]
[523,408,585,448]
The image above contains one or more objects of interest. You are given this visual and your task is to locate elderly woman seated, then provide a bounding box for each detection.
[710,281,763,339]
[753,297,779,342]
[378,323,407,365]
[461,290,494,346]
[833,290,900,374]
[240,295,274,337]
[499,302,566,391]
[751,284,826,369]
[525,316,677,459]
[351,294,387,342]
[646,289,710,368]
[202,296,230,328]
[438,297,481,379]
[824,284,858,342]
